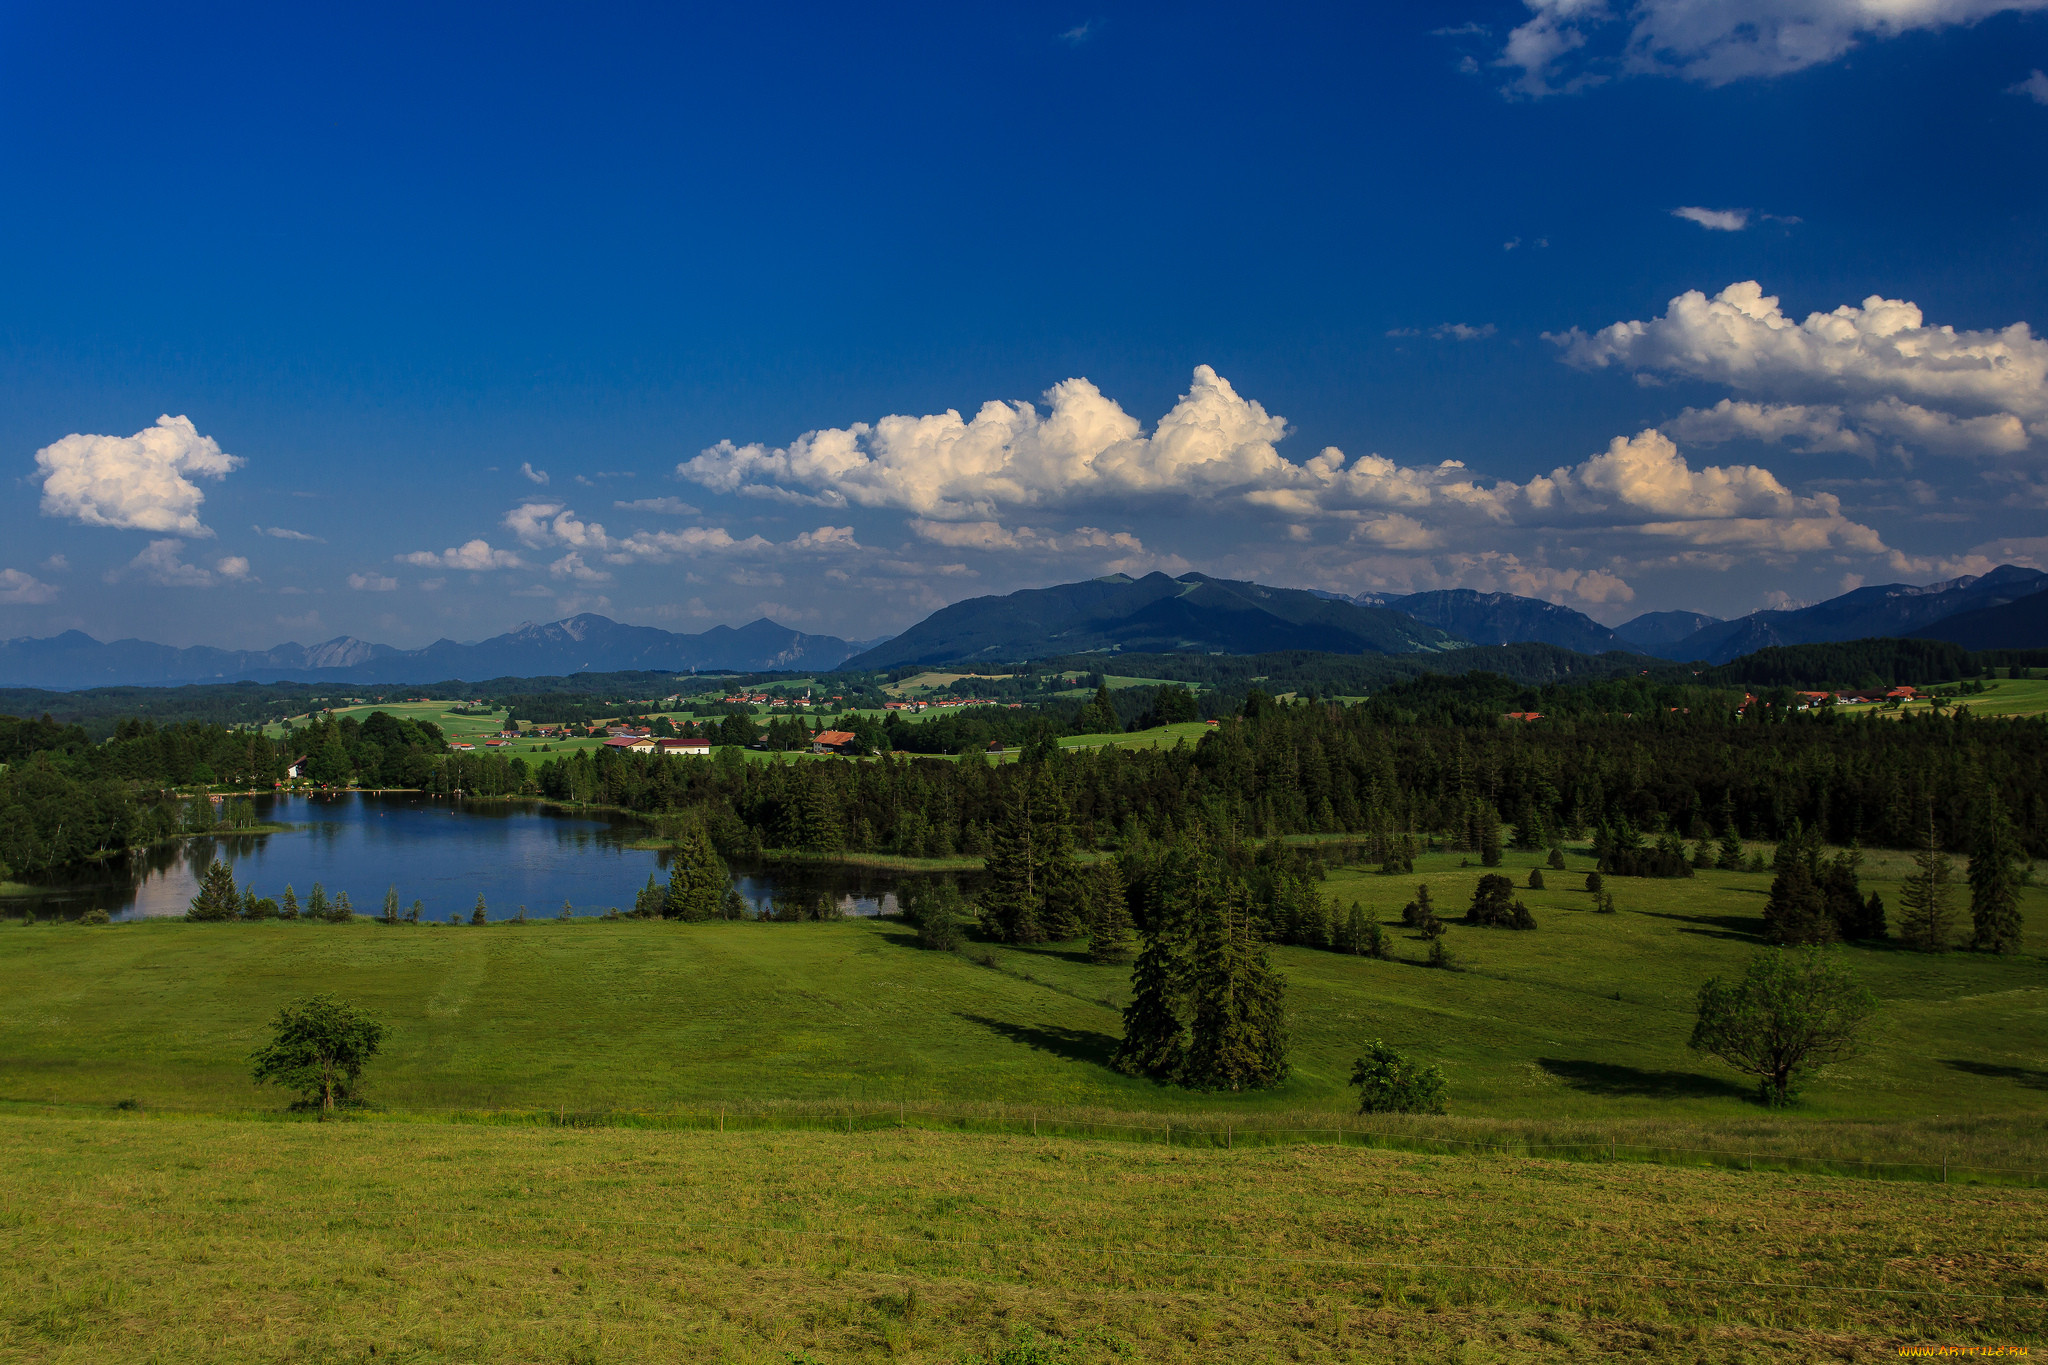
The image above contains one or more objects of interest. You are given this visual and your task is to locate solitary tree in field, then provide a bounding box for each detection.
[279,884,300,919]
[471,894,488,925]
[1350,1040,1447,1114]
[1969,789,2023,955]
[1688,949,1877,1106]
[251,994,386,1118]
[1898,812,1958,953]
[187,860,240,921]
[382,886,400,924]
[1716,796,1745,871]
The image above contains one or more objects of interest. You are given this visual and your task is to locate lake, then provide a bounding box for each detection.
[1,792,970,923]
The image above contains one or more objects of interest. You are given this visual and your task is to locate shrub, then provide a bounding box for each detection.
[1584,870,1604,894]
[1527,868,1545,890]
[1350,1040,1448,1114]
[1466,873,1536,930]
[1546,847,1566,871]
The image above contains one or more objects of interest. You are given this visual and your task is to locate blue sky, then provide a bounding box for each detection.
[4,1,2047,648]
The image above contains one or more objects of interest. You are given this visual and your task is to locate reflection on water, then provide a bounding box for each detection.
[1,792,971,923]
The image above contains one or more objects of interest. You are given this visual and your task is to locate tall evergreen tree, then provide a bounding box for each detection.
[1183,881,1289,1091]
[665,824,728,921]
[1968,788,2023,954]
[1085,860,1136,964]
[1762,831,1835,946]
[187,859,239,921]
[1716,795,1746,870]
[1898,811,1958,953]
[1114,839,1198,1082]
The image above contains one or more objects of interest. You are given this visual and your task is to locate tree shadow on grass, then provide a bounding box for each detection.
[1537,1057,1751,1101]
[1634,910,1766,942]
[957,1013,1119,1068]
[1943,1059,2048,1091]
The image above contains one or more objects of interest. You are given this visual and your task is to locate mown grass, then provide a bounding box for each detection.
[2,1112,2042,1363]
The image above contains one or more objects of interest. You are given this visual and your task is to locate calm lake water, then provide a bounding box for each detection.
[2,793,965,923]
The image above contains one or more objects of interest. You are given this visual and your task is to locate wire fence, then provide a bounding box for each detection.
[11,1094,2043,1188]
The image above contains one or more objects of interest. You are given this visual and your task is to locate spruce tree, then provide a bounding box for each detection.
[306,883,330,919]
[1898,811,1958,953]
[1183,881,1288,1091]
[471,894,488,925]
[1114,838,1198,1082]
[1762,853,1834,946]
[633,873,665,918]
[665,825,727,921]
[187,860,240,920]
[1085,860,1136,964]
[1716,797,1745,870]
[279,884,300,920]
[1363,916,1392,959]
[1477,805,1502,868]
[1968,789,2023,954]
[329,891,354,923]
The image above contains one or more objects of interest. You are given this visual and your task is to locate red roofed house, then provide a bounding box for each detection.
[656,738,712,757]
[603,736,656,752]
[811,729,857,753]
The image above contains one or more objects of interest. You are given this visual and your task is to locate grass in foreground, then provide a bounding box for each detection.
[2,1112,2042,1363]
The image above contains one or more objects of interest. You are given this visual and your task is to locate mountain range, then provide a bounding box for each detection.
[0,616,872,690]
[843,572,1460,670]
[5,563,2044,689]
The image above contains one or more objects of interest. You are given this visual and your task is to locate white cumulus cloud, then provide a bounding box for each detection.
[504,502,614,551]
[1556,282,2048,467]
[396,540,524,571]
[1499,0,2048,95]
[520,462,550,485]
[0,569,59,604]
[2012,68,2048,102]
[348,572,399,591]
[35,415,241,536]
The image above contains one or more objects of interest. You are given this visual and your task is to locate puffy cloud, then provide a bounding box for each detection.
[1499,0,2048,95]
[348,572,399,591]
[549,552,613,583]
[396,540,524,571]
[0,569,59,604]
[2013,69,2048,103]
[1672,206,1748,231]
[112,539,253,587]
[1664,399,1874,454]
[1501,564,1636,605]
[785,525,860,551]
[909,519,1146,556]
[1519,428,1887,552]
[255,525,322,542]
[683,365,1296,518]
[520,462,550,485]
[35,414,241,536]
[504,502,614,551]
[1555,281,2048,420]
[1431,322,1498,340]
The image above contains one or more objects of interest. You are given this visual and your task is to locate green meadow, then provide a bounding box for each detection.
[5,844,2047,1360]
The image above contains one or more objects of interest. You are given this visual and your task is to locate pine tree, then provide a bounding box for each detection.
[1898,811,1958,953]
[633,873,665,918]
[1331,900,1365,954]
[1114,840,1198,1082]
[1477,805,1502,868]
[241,886,260,920]
[408,899,423,924]
[1716,796,1745,870]
[665,825,727,921]
[1183,881,1288,1091]
[1762,828,1837,946]
[187,859,239,920]
[1077,683,1119,735]
[1364,916,1392,959]
[471,894,488,925]
[1085,860,1136,964]
[280,884,300,920]
[306,882,330,919]
[329,891,354,923]
[1968,789,2023,954]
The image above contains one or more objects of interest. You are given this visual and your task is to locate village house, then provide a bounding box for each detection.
[811,729,857,753]
[656,738,712,757]
[603,735,657,753]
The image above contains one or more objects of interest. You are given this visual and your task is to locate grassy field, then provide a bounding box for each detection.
[3,847,2042,1153]
[5,845,2046,1360]
[3,1113,2042,1363]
